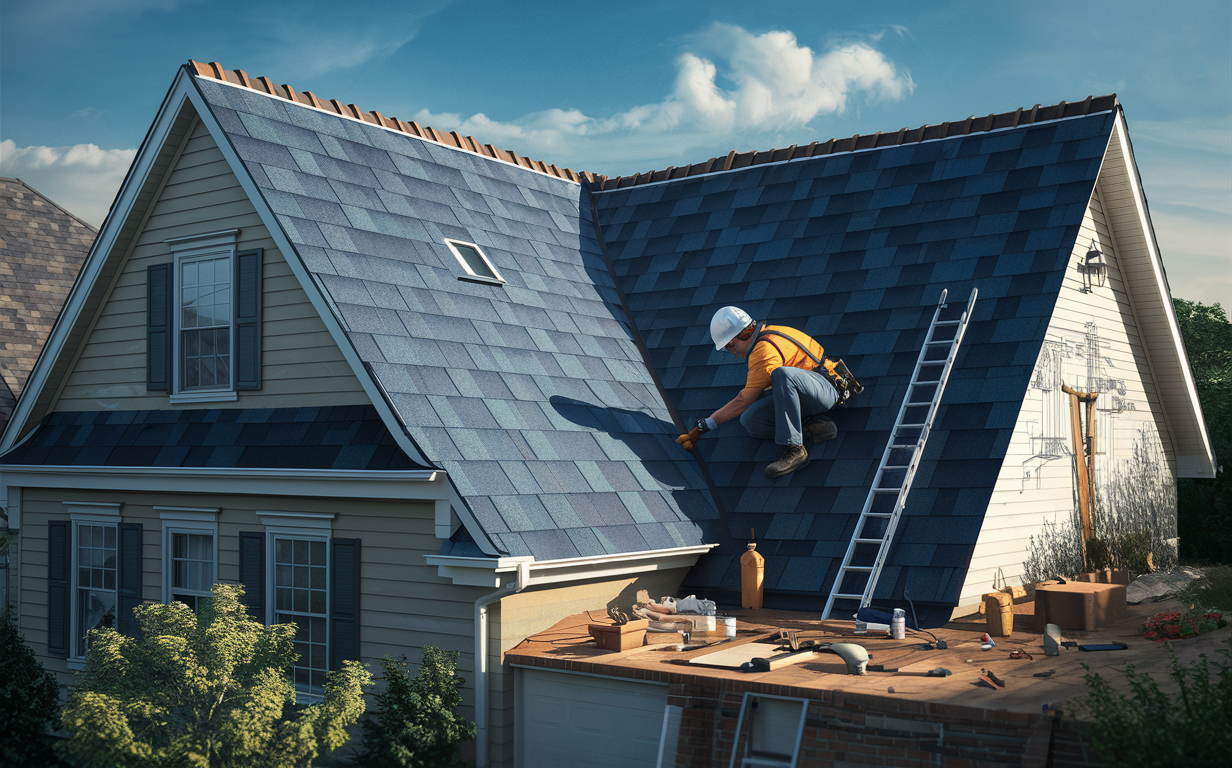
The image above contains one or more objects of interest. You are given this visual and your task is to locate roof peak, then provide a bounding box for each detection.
[591,94,1120,192]
[187,60,598,186]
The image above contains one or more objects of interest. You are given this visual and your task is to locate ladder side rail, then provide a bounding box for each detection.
[822,293,946,618]
[859,288,978,606]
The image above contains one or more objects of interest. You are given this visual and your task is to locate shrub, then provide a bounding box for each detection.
[358,648,476,768]
[1176,565,1232,611]
[1079,638,1232,767]
[1116,531,1154,573]
[0,608,64,767]
[57,583,371,768]
[1140,609,1225,641]
[1086,536,1112,571]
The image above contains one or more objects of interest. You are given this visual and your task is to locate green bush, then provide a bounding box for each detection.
[358,648,476,768]
[1086,537,1112,571]
[1177,565,1232,612]
[57,583,371,768]
[0,608,65,767]
[1116,531,1154,573]
[1079,638,1232,767]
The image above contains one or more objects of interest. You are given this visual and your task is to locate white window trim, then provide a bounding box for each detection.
[264,523,332,701]
[64,503,123,665]
[159,507,220,607]
[444,239,505,285]
[165,228,240,398]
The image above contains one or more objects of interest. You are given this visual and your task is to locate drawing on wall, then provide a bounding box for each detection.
[1020,321,1127,492]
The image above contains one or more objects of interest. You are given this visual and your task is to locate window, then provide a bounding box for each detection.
[74,522,118,657]
[158,508,219,611]
[179,255,232,390]
[445,239,504,285]
[272,534,330,692]
[152,229,261,401]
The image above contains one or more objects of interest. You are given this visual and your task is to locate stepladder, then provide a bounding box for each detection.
[821,288,978,621]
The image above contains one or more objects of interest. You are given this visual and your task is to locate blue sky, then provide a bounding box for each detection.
[2,0,1229,305]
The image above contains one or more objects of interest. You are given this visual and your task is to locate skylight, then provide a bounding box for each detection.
[445,240,504,285]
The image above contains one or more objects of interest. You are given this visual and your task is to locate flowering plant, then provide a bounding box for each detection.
[1140,609,1225,641]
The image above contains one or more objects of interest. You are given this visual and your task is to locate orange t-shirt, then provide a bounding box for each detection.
[744,325,825,392]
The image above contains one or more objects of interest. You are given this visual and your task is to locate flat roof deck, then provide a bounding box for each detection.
[506,595,1230,715]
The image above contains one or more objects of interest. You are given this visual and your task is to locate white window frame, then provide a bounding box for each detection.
[158,507,220,610]
[65,502,123,663]
[444,239,505,285]
[259,511,333,699]
[165,229,240,403]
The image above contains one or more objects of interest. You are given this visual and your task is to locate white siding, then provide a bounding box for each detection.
[957,182,1176,606]
[53,119,369,412]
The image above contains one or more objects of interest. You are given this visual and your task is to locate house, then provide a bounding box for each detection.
[0,177,96,605]
[0,60,1213,767]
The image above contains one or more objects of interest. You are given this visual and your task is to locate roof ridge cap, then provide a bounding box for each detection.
[187,60,598,186]
[0,176,100,232]
[593,94,1120,191]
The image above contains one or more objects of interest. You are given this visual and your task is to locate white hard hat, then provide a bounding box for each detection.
[710,306,753,350]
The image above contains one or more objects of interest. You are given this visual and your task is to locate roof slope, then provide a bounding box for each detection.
[193,74,719,559]
[0,178,96,431]
[595,111,1117,610]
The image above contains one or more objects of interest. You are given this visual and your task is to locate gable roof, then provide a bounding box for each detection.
[1,62,1212,608]
[0,178,96,433]
[594,110,1118,612]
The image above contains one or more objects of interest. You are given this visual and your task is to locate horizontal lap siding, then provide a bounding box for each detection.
[54,118,368,413]
[959,184,1174,607]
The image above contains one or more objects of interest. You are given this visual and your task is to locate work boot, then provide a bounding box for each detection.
[803,414,837,443]
[765,444,809,478]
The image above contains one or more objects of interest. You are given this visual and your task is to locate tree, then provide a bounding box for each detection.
[1174,298,1232,562]
[357,648,476,768]
[0,608,65,767]
[57,583,372,768]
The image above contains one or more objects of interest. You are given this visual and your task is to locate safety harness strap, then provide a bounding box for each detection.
[753,323,863,402]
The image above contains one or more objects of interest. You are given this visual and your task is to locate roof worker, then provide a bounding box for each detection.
[677,307,861,478]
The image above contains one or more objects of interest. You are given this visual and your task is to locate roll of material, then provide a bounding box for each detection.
[983,591,1013,637]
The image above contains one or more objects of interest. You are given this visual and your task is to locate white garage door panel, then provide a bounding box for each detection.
[519,668,668,768]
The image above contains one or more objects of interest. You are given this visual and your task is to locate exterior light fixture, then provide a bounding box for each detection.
[1081,239,1107,293]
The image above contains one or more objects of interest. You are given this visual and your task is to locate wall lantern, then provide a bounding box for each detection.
[1080,239,1107,293]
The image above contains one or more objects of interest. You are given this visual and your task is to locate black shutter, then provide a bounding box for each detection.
[47,521,71,658]
[146,263,173,391]
[117,523,143,637]
[239,532,265,622]
[330,538,361,669]
[234,248,262,390]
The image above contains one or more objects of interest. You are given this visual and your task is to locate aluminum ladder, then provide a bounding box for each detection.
[821,287,978,621]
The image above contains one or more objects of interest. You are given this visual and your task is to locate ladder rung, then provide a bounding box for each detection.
[919,359,945,364]
[841,566,874,572]
[933,320,961,326]
[897,423,926,428]
[881,464,910,470]
[863,512,894,518]
[853,538,885,545]
[832,593,865,600]
[904,401,933,407]
[889,444,918,450]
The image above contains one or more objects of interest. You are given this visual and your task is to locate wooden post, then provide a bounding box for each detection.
[1062,385,1099,564]
[741,543,764,609]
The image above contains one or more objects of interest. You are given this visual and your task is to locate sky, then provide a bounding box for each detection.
[2,0,1229,306]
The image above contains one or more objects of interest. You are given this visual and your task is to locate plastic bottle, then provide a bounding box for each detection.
[891,608,906,640]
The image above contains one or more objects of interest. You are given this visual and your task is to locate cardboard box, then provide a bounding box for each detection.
[1034,582,1126,632]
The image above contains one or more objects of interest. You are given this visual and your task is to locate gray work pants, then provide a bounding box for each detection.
[739,365,840,446]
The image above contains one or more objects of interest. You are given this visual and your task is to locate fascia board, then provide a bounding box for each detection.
[1111,111,1216,477]
[425,544,715,587]
[0,72,195,453]
[182,74,504,554]
[0,464,447,502]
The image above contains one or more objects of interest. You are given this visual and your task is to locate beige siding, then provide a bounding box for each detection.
[15,484,687,768]
[957,183,1176,608]
[54,119,369,412]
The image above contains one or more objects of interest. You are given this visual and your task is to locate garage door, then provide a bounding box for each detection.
[516,667,669,768]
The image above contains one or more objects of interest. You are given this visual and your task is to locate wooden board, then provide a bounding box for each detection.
[688,642,794,670]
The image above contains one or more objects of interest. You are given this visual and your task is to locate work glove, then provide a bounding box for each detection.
[676,427,702,450]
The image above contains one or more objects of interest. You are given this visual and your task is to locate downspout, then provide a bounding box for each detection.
[474,560,530,767]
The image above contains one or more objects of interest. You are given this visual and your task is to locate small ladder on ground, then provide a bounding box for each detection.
[821,287,978,621]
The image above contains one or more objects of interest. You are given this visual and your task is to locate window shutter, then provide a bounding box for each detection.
[117,523,143,637]
[47,521,71,658]
[234,248,262,390]
[239,532,265,622]
[146,263,173,391]
[330,538,361,669]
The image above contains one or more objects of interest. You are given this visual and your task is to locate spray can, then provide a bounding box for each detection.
[891,608,906,640]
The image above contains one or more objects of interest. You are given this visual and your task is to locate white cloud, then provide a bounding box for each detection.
[0,140,136,227]
[413,23,913,170]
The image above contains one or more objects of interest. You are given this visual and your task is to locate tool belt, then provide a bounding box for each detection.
[755,326,864,404]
